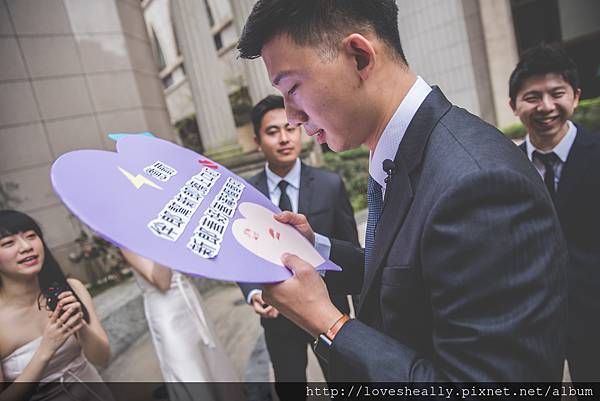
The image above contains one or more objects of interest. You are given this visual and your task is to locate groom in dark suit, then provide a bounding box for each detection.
[239,95,358,397]
[510,43,600,382]
[237,0,567,382]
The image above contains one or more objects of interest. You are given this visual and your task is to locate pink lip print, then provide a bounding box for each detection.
[268,228,281,240]
[232,202,325,268]
[244,228,259,241]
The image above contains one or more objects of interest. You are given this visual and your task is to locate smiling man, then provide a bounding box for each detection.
[239,95,358,399]
[510,43,600,382]
[238,0,567,382]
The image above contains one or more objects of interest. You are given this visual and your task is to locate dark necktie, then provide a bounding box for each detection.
[364,175,383,274]
[533,151,559,198]
[278,180,293,212]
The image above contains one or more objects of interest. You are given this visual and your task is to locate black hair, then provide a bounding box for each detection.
[238,0,407,64]
[251,95,285,141]
[0,210,90,323]
[509,43,580,104]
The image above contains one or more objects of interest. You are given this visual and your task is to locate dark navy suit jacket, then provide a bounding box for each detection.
[519,126,600,379]
[326,87,567,381]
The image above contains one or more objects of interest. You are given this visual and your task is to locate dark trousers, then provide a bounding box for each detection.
[569,341,600,382]
[264,325,328,401]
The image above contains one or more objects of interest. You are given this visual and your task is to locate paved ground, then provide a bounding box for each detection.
[101,283,326,400]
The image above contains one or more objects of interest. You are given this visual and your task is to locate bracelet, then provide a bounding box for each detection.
[325,314,350,340]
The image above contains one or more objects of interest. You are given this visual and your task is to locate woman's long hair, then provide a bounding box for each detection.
[0,210,90,323]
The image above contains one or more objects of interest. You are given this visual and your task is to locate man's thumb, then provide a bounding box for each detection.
[281,253,310,273]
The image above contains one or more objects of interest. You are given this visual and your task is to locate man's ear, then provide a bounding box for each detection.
[341,33,376,81]
[509,98,517,114]
[573,88,582,108]
[254,135,262,151]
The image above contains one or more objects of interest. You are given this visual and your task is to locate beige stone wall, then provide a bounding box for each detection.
[397,0,496,124]
[0,0,175,283]
[395,0,526,127]
[479,0,520,128]
[142,0,193,124]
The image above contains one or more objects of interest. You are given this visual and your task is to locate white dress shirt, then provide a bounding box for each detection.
[265,158,301,213]
[369,76,432,199]
[525,120,577,191]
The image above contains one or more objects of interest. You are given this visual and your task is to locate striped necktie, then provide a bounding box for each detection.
[278,180,292,211]
[533,150,559,200]
[364,175,383,274]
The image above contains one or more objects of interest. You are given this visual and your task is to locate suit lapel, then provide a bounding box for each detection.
[358,87,452,313]
[298,163,314,216]
[518,126,594,213]
[250,169,269,197]
[556,126,594,211]
[252,163,312,212]
[358,161,413,314]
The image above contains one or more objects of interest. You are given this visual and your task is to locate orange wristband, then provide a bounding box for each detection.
[325,314,350,340]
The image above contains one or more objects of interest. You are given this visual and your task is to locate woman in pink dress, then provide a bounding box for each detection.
[0,210,113,401]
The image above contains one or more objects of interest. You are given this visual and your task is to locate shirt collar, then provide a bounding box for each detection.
[265,158,301,194]
[525,120,577,163]
[369,76,432,190]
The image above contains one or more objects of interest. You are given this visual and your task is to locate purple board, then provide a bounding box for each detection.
[50,135,340,283]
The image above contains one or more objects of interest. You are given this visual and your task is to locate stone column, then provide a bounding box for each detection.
[171,0,238,151]
[479,0,520,128]
[230,0,278,105]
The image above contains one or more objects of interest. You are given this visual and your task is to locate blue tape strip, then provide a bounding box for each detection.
[108,132,156,141]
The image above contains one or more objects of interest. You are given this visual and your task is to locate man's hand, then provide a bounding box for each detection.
[262,253,342,338]
[250,292,279,319]
[274,212,315,246]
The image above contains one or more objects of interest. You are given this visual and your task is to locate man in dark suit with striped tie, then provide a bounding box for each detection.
[239,95,358,399]
[510,43,600,382]
[236,0,567,382]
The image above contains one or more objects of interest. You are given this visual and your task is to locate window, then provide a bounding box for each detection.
[203,0,215,26]
[510,0,561,54]
[150,27,167,71]
[162,74,174,89]
[203,0,235,53]
[213,32,223,51]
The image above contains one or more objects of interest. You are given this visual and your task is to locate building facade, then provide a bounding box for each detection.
[144,0,598,138]
[1,0,598,284]
[0,0,175,281]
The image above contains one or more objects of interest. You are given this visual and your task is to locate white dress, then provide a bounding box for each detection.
[133,270,244,401]
[1,336,115,401]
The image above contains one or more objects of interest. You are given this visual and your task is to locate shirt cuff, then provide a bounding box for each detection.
[246,288,262,305]
[314,233,331,259]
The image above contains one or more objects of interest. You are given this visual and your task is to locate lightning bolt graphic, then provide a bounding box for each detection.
[118,167,163,190]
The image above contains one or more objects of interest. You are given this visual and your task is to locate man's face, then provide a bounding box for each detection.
[262,34,375,152]
[511,73,580,143]
[257,108,302,168]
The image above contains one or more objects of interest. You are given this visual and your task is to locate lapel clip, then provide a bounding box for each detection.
[383,159,396,184]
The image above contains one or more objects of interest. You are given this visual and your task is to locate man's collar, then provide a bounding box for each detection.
[369,76,432,190]
[525,120,577,162]
[265,158,301,194]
